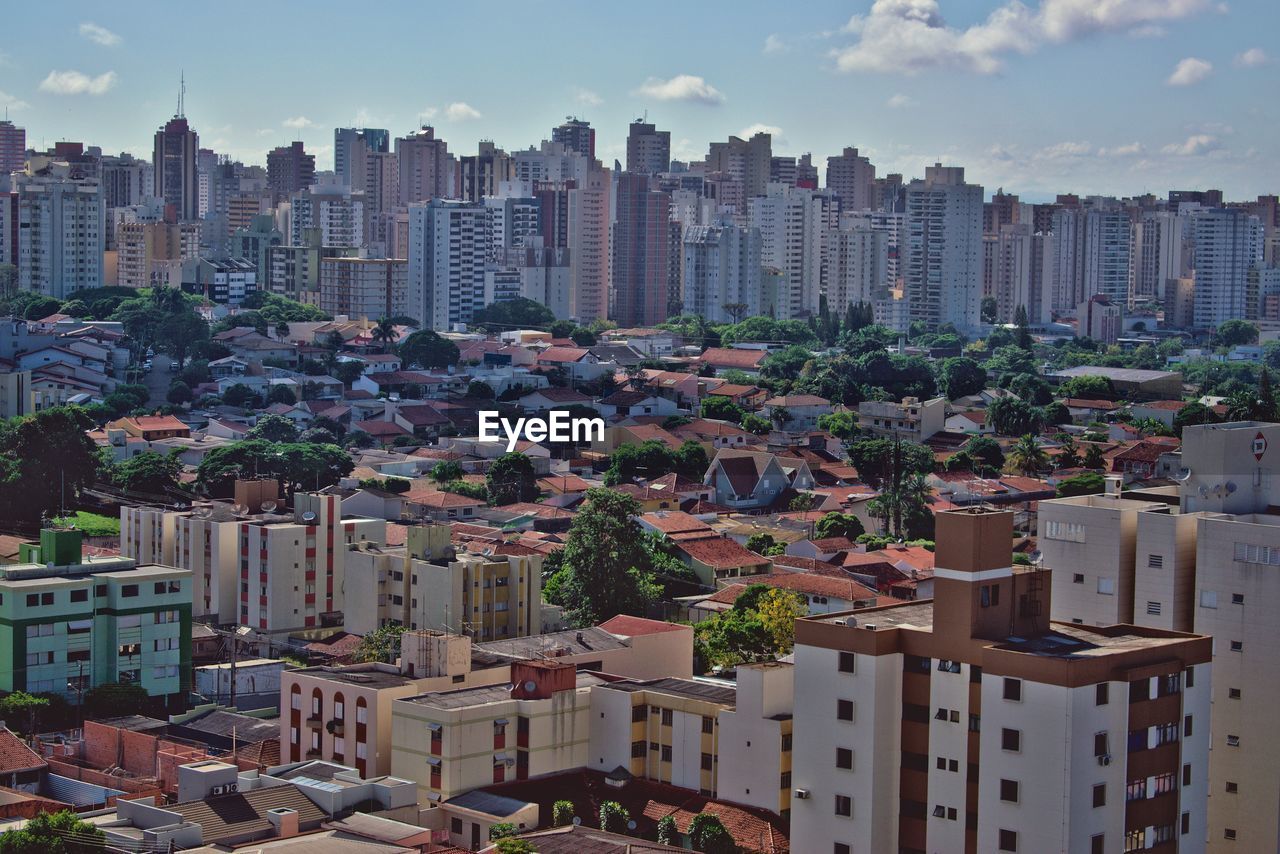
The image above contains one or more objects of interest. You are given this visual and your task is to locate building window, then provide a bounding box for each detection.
[121,584,138,597]
[70,589,88,603]
[1091,835,1105,854]
[1096,683,1109,705]
[1229,687,1241,699]
[1000,779,1019,803]
[701,753,712,771]
[1092,784,1106,808]
[1097,577,1115,595]
[1001,728,1021,752]
[1146,601,1162,616]
[1200,590,1218,608]
[980,584,1001,608]
[837,699,854,721]
[661,745,672,762]
[631,741,645,758]
[1003,678,1022,702]
[1094,732,1109,757]
[661,708,673,726]
[998,829,1017,851]
[834,795,852,817]
[835,845,851,854]
[1227,735,1240,747]
[1044,521,1085,542]
[781,733,792,751]
[1183,764,1192,786]
[1226,781,1238,793]
[1231,593,1244,605]
[1229,640,1243,652]
[836,748,853,769]
[1073,573,1084,584]
[838,651,856,673]
[1185,666,1194,688]
[632,705,648,723]
[1224,829,1237,840]
[1181,813,1190,835]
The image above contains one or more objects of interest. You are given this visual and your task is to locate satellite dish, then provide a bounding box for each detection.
[1174,468,1193,482]
[1226,481,1237,494]
[523,680,536,692]
[261,500,278,513]
[232,503,248,515]
[302,511,318,523]
[572,817,582,826]
[627,820,637,831]
[194,506,213,519]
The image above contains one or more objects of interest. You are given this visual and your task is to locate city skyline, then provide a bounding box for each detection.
[0,0,1276,201]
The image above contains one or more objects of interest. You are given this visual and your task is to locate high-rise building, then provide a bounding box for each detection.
[0,190,17,269]
[612,173,671,327]
[708,132,772,201]
[232,214,284,282]
[267,141,316,204]
[791,506,1211,854]
[983,188,1020,234]
[904,164,983,332]
[15,158,104,299]
[396,126,453,204]
[407,198,488,329]
[0,120,25,175]
[826,146,875,212]
[625,120,670,176]
[551,117,595,159]
[682,221,762,323]
[750,184,836,319]
[1046,207,1086,313]
[825,221,890,313]
[362,150,400,250]
[116,220,200,288]
[567,169,611,322]
[153,114,199,221]
[513,141,592,186]
[1039,422,1280,852]
[1082,206,1133,305]
[1133,210,1188,305]
[992,222,1035,324]
[334,127,389,190]
[457,141,512,203]
[318,257,407,320]
[1187,208,1263,328]
[99,153,152,212]
[289,179,365,249]
[1077,293,1123,344]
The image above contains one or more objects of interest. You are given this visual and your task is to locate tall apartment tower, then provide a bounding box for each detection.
[0,120,27,175]
[396,126,454,204]
[826,146,875,213]
[567,168,611,322]
[457,141,513,203]
[749,184,835,320]
[267,141,316,204]
[334,127,389,189]
[153,115,199,221]
[1133,211,1189,305]
[552,117,595,159]
[625,120,670,176]
[1040,421,1280,851]
[16,159,104,298]
[1082,206,1133,305]
[1187,208,1263,328]
[407,198,488,330]
[708,132,772,200]
[992,222,1036,324]
[682,221,763,324]
[825,221,890,312]
[611,172,671,327]
[792,507,1212,854]
[902,164,983,332]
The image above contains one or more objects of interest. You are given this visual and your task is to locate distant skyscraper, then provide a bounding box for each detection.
[826,146,875,212]
[458,142,512,203]
[682,221,762,324]
[1133,210,1187,303]
[334,127,389,189]
[750,184,836,319]
[992,222,1035,323]
[396,126,453,204]
[612,173,671,326]
[567,168,611,322]
[1081,206,1132,305]
[153,114,199,221]
[16,159,104,298]
[983,188,1019,234]
[904,164,983,332]
[1187,207,1263,328]
[267,141,316,204]
[407,199,488,329]
[289,179,364,249]
[708,132,772,200]
[0,120,25,175]
[826,222,890,313]
[625,120,670,176]
[1046,207,1085,313]
[551,118,595,159]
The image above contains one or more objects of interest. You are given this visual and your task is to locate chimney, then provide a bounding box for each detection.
[266,808,299,838]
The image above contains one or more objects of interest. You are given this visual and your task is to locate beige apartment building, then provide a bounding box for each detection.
[1039,421,1280,851]
[318,256,407,320]
[116,220,200,288]
[344,526,542,641]
[792,507,1211,854]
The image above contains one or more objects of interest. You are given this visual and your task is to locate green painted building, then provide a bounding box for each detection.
[0,528,193,706]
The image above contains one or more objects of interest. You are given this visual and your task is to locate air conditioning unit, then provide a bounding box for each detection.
[793,788,811,800]
[1098,754,1112,766]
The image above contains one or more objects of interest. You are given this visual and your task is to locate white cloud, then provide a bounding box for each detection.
[38,70,117,95]
[445,102,482,122]
[832,0,1213,75]
[1234,47,1269,67]
[1128,24,1166,38]
[1161,134,1221,155]
[256,128,275,137]
[636,74,725,105]
[739,124,783,142]
[1167,57,1212,86]
[763,34,787,54]
[0,90,29,111]
[887,93,913,108]
[1041,140,1092,158]
[573,87,602,107]
[282,116,314,129]
[1099,141,1145,157]
[78,22,121,46]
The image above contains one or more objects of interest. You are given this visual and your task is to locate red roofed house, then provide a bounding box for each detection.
[402,489,485,521]
[704,449,815,510]
[108,414,191,441]
[688,573,879,621]
[763,395,832,431]
[675,535,773,584]
[535,346,606,382]
[1109,440,1168,480]
[0,726,47,792]
[696,347,768,376]
[351,419,412,447]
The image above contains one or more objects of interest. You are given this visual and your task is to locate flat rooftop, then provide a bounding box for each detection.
[402,671,605,711]
[292,666,417,689]
[595,677,737,706]
[474,626,630,661]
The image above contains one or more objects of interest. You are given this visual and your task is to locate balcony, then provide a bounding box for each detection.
[304,715,323,729]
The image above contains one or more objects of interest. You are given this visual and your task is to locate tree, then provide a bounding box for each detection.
[740,413,772,435]
[299,427,337,445]
[760,345,815,384]
[1058,374,1116,400]
[488,823,517,841]
[552,800,575,827]
[1008,373,1052,405]
[817,410,859,441]
[471,297,556,330]
[1007,434,1048,476]
[688,813,736,854]
[345,430,375,449]
[720,316,818,347]
[746,532,778,554]
[964,436,1005,474]
[111,450,183,495]
[1213,319,1259,348]
[432,461,464,483]
[701,396,746,423]
[598,801,630,835]
[984,345,1038,383]
[570,326,597,346]
[467,380,495,399]
[223,383,260,408]
[486,453,539,505]
[868,472,932,539]
[1082,443,1107,470]
[154,309,210,369]
[845,438,934,490]
[0,692,48,736]
[267,384,298,406]
[353,624,406,663]
[549,319,575,339]
[333,361,365,387]
[1173,401,1219,436]
[814,511,865,541]
[1056,472,1107,497]
[0,407,102,525]
[1041,400,1071,427]
[987,397,1040,437]
[166,380,193,405]
[493,840,535,854]
[371,317,400,352]
[248,414,300,444]
[275,321,291,341]
[756,588,807,654]
[21,295,62,320]
[0,809,106,854]
[981,296,998,324]
[84,682,149,719]
[554,489,660,626]
[937,357,987,400]
[656,815,678,847]
[1054,435,1082,470]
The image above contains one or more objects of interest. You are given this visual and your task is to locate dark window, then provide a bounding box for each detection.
[632,705,648,722]
[1096,683,1109,705]
[649,741,658,751]
[1130,680,1150,702]
[1094,732,1109,757]
[835,845,851,854]
[121,584,138,597]
[968,714,981,733]
[1003,678,1022,701]
[781,733,792,751]
[661,745,672,762]
[701,753,713,771]
[902,751,928,772]
[837,699,855,721]
[661,708,673,726]
[95,584,107,597]
[836,748,853,769]
[838,651,856,672]
[1185,666,1194,688]
[71,589,88,603]
[25,594,37,606]
[1181,813,1190,835]
[1000,779,1018,803]
[904,702,929,723]
[1225,782,1237,793]
[780,771,791,789]
[450,818,462,834]
[1182,764,1192,787]
[631,741,645,758]
[999,829,1017,852]
[970,665,982,683]
[1091,835,1104,854]
[1002,728,1021,752]
[1093,784,1106,808]
[154,582,166,595]
[702,715,713,733]
[1184,715,1193,738]
[834,795,852,817]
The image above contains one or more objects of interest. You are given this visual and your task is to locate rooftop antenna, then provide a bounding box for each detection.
[177,71,186,118]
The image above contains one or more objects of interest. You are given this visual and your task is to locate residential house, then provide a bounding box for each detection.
[597,391,679,419]
[703,449,814,510]
[694,347,767,377]
[763,395,832,432]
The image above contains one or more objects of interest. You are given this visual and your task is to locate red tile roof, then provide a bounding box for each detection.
[0,728,46,774]
[598,615,689,636]
[639,510,715,537]
[403,489,485,508]
[677,536,771,569]
[536,346,591,364]
[763,394,830,407]
[352,419,411,437]
[696,348,767,370]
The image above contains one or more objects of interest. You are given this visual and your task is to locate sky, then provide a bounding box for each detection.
[1,0,1277,202]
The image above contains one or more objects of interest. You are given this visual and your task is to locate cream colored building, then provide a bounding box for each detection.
[1040,421,1280,851]
[791,508,1211,854]
[856,396,947,441]
[344,525,542,641]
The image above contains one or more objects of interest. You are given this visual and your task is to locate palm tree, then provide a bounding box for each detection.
[371,317,400,353]
[1007,434,1048,476]
[1224,389,1257,422]
[869,472,931,540]
[1054,434,1081,470]
[275,321,290,342]
[149,286,185,314]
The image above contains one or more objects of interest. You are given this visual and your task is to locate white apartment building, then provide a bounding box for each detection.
[993,222,1037,324]
[904,164,983,332]
[749,183,835,319]
[1083,207,1134,306]
[1134,211,1188,305]
[289,182,365,249]
[1040,421,1280,851]
[682,222,762,324]
[408,199,488,330]
[483,244,572,319]
[825,222,890,312]
[318,257,408,320]
[16,160,105,299]
[1187,208,1263,328]
[791,508,1211,854]
[1048,207,1086,313]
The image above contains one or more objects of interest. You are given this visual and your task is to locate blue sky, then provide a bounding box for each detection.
[2,0,1277,201]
